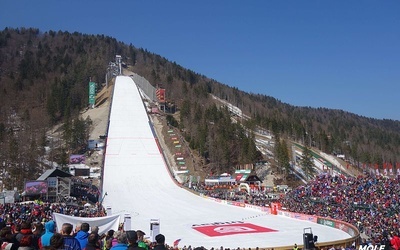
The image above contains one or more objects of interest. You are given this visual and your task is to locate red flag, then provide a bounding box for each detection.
[173,239,181,247]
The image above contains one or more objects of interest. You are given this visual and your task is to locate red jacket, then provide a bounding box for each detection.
[391,236,400,250]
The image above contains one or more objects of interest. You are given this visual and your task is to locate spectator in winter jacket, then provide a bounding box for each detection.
[152,234,167,250]
[126,230,144,250]
[73,223,82,238]
[101,230,114,250]
[89,226,100,249]
[49,233,64,250]
[40,220,56,248]
[61,223,81,250]
[18,233,33,250]
[109,232,127,250]
[135,231,148,250]
[11,224,20,244]
[110,232,119,248]
[31,221,43,250]
[84,233,100,250]
[15,222,32,243]
[75,223,90,249]
[0,226,19,250]
[390,234,400,250]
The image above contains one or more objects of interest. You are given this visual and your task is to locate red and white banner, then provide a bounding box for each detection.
[192,222,277,237]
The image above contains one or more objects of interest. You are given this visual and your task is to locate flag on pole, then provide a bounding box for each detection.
[173,239,181,247]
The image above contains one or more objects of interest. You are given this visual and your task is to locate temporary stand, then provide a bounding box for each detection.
[150,219,160,243]
[106,206,112,216]
[124,213,131,231]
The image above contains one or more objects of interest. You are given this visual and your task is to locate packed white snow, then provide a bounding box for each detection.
[102,76,351,249]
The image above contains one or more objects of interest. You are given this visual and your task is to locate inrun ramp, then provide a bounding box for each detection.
[102,76,350,248]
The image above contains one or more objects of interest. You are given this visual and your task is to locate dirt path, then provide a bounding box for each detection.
[81,84,113,140]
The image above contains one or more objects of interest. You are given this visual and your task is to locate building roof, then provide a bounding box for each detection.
[37,168,73,180]
[245,174,263,183]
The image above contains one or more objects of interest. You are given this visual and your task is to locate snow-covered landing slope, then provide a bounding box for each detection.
[102,76,350,248]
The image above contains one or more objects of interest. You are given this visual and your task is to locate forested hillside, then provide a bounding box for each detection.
[0,28,399,189]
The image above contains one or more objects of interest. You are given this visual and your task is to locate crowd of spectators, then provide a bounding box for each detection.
[70,179,100,204]
[194,173,400,248]
[0,217,169,250]
[2,172,400,249]
[0,201,104,227]
[193,183,280,206]
[279,173,400,247]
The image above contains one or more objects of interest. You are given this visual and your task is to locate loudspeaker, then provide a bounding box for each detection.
[303,233,316,250]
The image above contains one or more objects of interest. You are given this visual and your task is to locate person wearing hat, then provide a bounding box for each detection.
[136,231,148,250]
[125,230,144,250]
[40,220,55,248]
[153,234,167,250]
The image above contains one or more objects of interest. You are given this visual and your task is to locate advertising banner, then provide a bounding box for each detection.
[156,88,166,103]
[69,154,86,164]
[25,181,48,195]
[192,222,277,237]
[89,82,96,105]
[317,218,335,228]
[334,221,356,236]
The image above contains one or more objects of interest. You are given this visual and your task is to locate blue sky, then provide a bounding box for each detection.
[1,1,399,120]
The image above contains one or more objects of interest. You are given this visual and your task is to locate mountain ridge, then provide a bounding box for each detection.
[0,28,399,190]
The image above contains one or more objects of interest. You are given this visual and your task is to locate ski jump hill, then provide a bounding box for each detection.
[101,76,358,249]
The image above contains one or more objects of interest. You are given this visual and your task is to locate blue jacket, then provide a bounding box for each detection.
[75,230,90,249]
[110,243,128,250]
[63,235,82,250]
[40,220,55,247]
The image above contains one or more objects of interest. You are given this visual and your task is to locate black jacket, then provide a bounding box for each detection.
[152,244,167,250]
